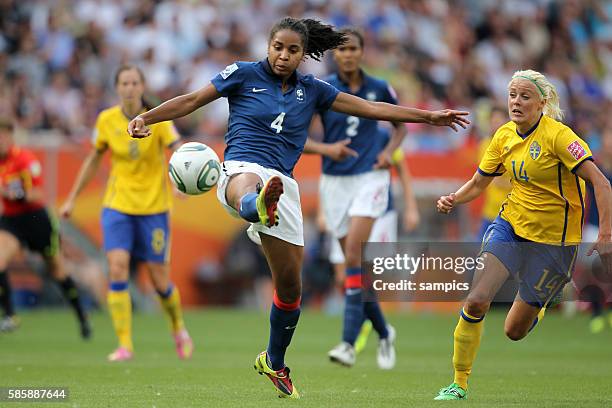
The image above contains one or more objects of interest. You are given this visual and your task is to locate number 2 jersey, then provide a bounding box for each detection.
[211,59,340,177]
[0,146,45,216]
[478,114,593,244]
[319,71,398,175]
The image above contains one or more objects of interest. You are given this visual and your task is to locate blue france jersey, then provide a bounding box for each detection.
[319,72,398,175]
[211,60,339,177]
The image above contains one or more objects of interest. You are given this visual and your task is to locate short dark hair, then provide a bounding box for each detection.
[269,17,348,61]
[0,118,14,132]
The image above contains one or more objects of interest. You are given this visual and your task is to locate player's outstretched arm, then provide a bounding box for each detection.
[129,84,222,138]
[330,92,470,131]
[436,172,493,214]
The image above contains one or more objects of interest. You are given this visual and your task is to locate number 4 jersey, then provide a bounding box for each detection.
[211,60,340,177]
[319,71,398,175]
[478,114,593,244]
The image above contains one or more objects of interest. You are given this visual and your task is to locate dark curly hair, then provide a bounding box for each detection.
[269,17,348,61]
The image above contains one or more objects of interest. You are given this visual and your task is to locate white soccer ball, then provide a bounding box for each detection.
[168,142,221,195]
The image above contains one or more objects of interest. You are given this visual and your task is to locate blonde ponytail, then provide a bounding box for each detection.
[509,70,563,121]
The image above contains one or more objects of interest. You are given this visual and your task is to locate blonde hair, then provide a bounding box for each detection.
[509,69,563,121]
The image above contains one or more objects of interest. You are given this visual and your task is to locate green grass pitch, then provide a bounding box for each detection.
[1,308,611,407]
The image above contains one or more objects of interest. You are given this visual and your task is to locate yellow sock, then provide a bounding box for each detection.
[159,286,185,334]
[452,308,484,390]
[107,290,133,352]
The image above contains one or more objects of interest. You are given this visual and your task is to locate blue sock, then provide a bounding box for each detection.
[342,267,364,345]
[364,300,389,339]
[238,192,259,222]
[155,283,173,299]
[267,303,300,370]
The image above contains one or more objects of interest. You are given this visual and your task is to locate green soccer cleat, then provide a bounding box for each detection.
[434,383,467,400]
[256,176,283,227]
[254,351,299,399]
[354,320,373,354]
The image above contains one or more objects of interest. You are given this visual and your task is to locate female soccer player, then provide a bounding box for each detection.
[60,66,192,362]
[0,119,91,338]
[303,28,416,370]
[434,70,612,400]
[128,17,469,399]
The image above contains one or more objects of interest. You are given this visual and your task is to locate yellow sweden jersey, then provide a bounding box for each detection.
[478,115,592,244]
[478,138,512,221]
[93,106,179,215]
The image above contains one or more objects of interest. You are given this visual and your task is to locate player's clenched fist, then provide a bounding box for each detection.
[436,193,456,214]
[128,116,151,138]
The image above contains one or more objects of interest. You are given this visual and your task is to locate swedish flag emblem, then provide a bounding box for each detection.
[529,141,541,160]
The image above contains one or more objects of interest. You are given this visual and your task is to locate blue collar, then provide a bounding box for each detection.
[260,58,300,86]
[516,114,543,139]
[335,69,368,92]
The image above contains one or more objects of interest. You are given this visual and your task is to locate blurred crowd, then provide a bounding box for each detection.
[0,0,611,153]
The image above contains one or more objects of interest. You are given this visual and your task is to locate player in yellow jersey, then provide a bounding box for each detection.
[60,65,193,362]
[434,70,612,400]
[477,106,512,239]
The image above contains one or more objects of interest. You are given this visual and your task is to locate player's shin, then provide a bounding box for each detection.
[0,270,15,317]
[342,268,365,345]
[107,281,133,351]
[157,283,185,333]
[453,307,485,390]
[267,291,300,370]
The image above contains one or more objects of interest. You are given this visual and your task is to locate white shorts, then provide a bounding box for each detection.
[329,210,398,264]
[217,160,304,246]
[320,170,390,239]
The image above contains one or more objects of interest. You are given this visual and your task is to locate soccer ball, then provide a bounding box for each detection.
[168,142,221,195]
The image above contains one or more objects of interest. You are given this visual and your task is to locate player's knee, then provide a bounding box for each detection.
[464,297,490,318]
[275,281,301,305]
[108,260,129,281]
[504,324,528,341]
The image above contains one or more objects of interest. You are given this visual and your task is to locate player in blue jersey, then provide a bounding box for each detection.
[128,17,469,399]
[304,28,415,370]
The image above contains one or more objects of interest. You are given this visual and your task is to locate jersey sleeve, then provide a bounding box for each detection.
[382,83,399,105]
[313,78,340,111]
[91,114,108,151]
[157,121,180,147]
[211,62,245,97]
[21,150,43,189]
[554,127,593,173]
[477,132,505,177]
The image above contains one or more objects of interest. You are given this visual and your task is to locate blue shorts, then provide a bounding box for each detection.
[101,208,170,263]
[481,216,577,308]
[477,218,494,242]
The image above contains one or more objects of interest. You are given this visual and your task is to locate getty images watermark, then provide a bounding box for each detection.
[361,242,612,303]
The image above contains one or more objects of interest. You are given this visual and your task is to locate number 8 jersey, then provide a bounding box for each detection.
[478,114,593,244]
[211,60,339,177]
